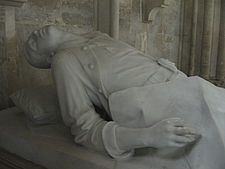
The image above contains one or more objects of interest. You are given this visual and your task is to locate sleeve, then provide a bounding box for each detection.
[51,52,106,151]
[102,122,135,160]
[51,51,134,158]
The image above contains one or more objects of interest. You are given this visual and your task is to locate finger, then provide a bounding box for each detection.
[189,128,201,136]
[173,119,185,127]
[184,127,200,135]
[186,133,202,141]
[174,127,196,135]
[175,127,200,136]
[173,135,196,144]
[174,127,189,135]
[185,134,199,140]
[166,118,183,125]
[169,141,186,148]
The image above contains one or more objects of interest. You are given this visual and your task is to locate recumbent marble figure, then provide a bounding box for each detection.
[25,25,225,169]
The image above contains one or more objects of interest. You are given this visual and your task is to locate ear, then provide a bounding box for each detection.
[46,52,55,64]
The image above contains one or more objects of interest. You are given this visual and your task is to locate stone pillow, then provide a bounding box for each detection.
[10,87,61,125]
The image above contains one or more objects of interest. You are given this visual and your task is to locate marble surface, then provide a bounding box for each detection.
[0,107,114,169]
[0,107,191,169]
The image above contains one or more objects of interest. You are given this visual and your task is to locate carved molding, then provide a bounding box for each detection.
[0,0,27,7]
[147,7,162,22]
[0,148,46,169]
[142,0,172,23]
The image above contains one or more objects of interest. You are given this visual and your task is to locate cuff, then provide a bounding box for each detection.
[102,121,134,160]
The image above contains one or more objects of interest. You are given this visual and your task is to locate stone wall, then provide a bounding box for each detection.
[119,0,181,64]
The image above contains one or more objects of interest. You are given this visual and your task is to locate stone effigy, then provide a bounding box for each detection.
[25,25,225,169]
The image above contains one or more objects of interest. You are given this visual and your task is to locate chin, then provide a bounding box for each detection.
[27,58,51,69]
[25,47,51,69]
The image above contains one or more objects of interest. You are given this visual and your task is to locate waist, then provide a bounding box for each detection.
[144,59,186,85]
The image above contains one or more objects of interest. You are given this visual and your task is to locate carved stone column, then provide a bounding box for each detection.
[0,8,7,110]
[111,0,120,39]
[200,0,221,79]
[216,1,225,82]
[0,0,26,109]
[94,0,111,35]
[188,0,204,76]
[178,0,194,74]
[94,0,120,39]
[5,6,19,94]
[179,0,222,82]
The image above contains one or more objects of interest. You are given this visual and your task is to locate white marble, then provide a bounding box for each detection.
[23,25,225,169]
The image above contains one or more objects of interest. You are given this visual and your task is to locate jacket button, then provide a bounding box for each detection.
[82,46,88,50]
[98,89,103,93]
[88,63,95,69]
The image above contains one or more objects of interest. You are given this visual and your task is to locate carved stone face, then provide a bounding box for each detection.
[25,25,60,69]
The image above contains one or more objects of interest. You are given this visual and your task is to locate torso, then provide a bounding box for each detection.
[54,32,173,114]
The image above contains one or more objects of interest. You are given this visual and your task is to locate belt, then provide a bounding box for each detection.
[144,58,185,85]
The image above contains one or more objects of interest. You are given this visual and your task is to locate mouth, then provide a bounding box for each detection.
[39,29,45,37]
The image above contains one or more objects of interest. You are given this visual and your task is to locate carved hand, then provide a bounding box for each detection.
[141,118,201,149]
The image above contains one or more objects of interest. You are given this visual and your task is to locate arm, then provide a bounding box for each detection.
[52,51,107,151]
[114,118,200,156]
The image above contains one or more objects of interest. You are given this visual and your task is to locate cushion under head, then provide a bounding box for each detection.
[10,86,61,125]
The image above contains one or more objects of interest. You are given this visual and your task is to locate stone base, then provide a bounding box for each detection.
[0,107,114,169]
[0,148,46,169]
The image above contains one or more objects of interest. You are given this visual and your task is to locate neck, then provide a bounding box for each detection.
[55,32,87,51]
[48,31,76,53]
[61,32,77,42]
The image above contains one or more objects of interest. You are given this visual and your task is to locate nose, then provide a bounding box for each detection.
[33,30,38,35]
